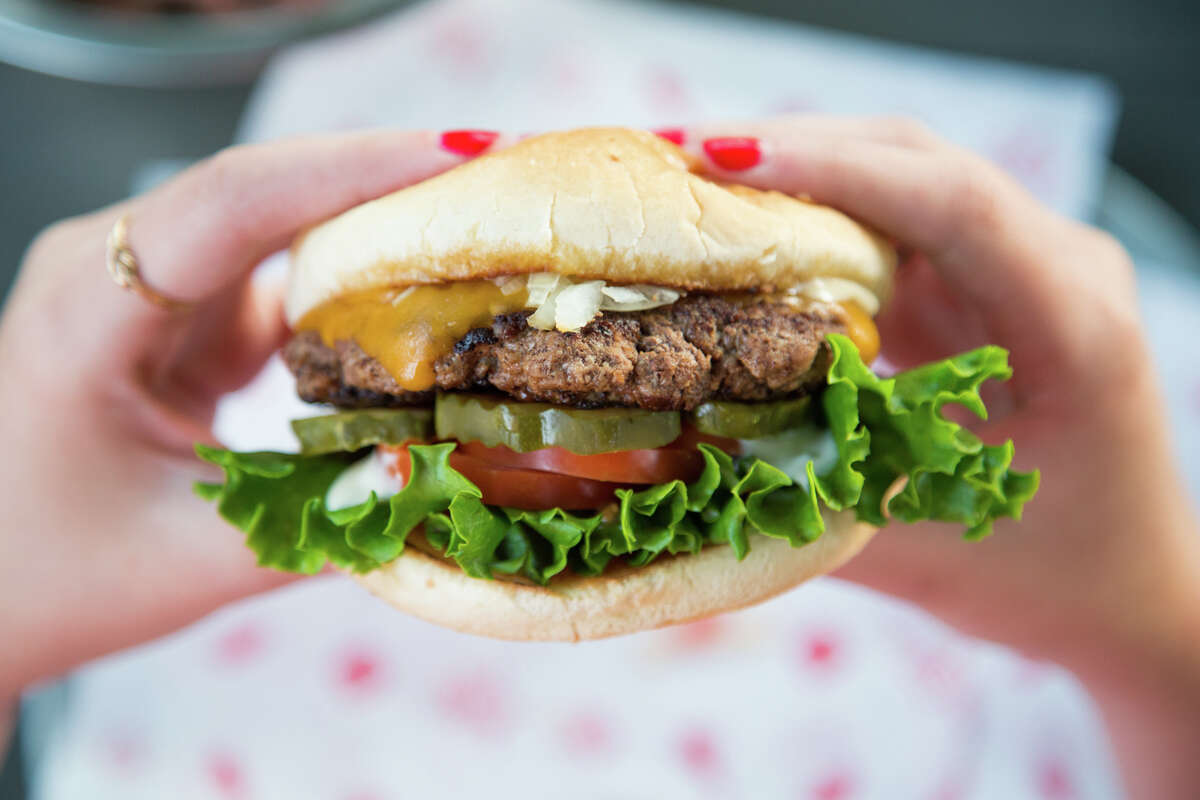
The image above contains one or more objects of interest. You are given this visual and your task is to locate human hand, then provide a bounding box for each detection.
[0,129,504,702]
[678,116,1200,798]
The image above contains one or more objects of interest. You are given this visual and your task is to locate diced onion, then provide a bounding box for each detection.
[493,275,527,296]
[600,285,645,304]
[389,285,417,305]
[527,290,559,330]
[524,273,684,331]
[552,281,605,332]
[600,284,682,311]
[526,273,566,305]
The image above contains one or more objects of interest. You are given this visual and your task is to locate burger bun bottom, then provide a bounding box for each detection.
[350,511,876,641]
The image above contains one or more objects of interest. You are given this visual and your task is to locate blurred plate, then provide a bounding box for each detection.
[0,0,408,86]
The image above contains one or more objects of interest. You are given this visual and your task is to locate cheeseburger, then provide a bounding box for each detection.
[198,128,1037,640]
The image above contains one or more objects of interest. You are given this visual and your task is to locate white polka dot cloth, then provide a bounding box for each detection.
[27,1,1200,798]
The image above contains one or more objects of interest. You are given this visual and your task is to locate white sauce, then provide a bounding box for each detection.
[738,425,839,488]
[325,449,402,511]
[787,277,880,316]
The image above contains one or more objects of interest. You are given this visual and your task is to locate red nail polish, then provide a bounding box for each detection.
[440,129,499,156]
[653,127,685,146]
[702,136,761,171]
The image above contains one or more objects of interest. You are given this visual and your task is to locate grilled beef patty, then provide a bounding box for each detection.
[283,295,844,411]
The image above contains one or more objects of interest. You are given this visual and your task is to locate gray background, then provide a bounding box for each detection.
[2,0,1198,795]
[2,0,1198,298]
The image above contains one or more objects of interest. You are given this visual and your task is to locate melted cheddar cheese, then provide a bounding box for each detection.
[837,300,881,364]
[297,282,530,391]
[296,280,881,391]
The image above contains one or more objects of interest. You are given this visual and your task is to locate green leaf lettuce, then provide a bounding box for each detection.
[196,335,1039,585]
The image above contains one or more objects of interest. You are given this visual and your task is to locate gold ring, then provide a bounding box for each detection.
[105,213,193,312]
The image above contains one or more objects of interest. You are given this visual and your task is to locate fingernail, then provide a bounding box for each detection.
[440,129,499,156]
[702,136,761,171]
[653,127,686,146]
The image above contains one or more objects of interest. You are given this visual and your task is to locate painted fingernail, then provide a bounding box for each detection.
[653,127,686,146]
[440,129,499,156]
[702,136,761,171]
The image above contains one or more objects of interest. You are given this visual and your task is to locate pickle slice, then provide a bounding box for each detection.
[435,393,680,454]
[690,396,813,439]
[292,408,434,455]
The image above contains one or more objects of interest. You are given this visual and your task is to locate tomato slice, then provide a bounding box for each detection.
[456,424,740,484]
[377,426,741,510]
[378,444,624,510]
[456,441,698,484]
[451,452,625,509]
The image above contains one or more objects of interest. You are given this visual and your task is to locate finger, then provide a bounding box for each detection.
[48,128,510,377]
[147,278,290,422]
[673,114,944,152]
[876,254,991,370]
[132,128,513,303]
[64,129,510,334]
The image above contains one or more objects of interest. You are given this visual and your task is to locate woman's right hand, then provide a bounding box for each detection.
[681,116,1200,799]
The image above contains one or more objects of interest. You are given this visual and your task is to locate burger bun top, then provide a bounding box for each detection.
[287,127,896,323]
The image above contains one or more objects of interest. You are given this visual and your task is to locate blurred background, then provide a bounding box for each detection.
[2,1,1198,798]
[2,0,1198,292]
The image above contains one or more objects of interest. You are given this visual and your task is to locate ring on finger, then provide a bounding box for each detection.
[105,213,194,312]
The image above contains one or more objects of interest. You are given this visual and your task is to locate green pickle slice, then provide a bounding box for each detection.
[291,408,434,455]
[436,393,680,454]
[690,396,813,439]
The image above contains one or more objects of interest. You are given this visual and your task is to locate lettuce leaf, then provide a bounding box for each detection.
[196,335,1038,584]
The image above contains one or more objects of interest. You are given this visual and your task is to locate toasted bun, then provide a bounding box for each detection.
[350,511,875,641]
[287,127,896,324]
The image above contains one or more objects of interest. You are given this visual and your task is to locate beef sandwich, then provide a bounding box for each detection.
[198,128,1038,640]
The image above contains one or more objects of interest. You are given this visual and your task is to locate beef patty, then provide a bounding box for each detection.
[283,295,844,411]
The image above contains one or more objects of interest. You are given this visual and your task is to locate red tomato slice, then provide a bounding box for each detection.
[457,441,703,484]
[378,444,624,510]
[457,425,740,485]
[450,452,624,509]
[377,426,741,510]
